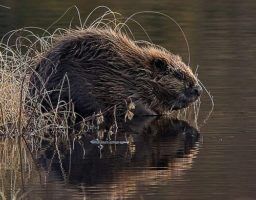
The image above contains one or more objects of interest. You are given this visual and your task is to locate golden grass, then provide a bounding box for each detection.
[0,63,28,136]
[0,26,77,137]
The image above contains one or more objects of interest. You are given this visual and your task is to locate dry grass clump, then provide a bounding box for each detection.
[0,70,26,129]
[0,48,29,135]
[0,26,79,137]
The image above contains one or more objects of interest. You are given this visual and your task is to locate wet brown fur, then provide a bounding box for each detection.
[29,28,199,117]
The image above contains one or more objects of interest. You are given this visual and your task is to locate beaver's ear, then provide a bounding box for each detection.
[153,58,168,71]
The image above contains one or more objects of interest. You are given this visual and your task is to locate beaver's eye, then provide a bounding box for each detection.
[173,70,184,80]
[154,58,168,72]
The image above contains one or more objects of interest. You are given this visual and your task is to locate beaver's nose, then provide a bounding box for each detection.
[191,84,203,96]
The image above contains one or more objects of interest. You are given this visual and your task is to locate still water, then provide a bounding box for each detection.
[1,0,256,199]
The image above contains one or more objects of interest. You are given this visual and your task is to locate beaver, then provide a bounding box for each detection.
[29,28,202,118]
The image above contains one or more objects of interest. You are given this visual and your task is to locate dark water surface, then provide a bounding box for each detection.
[1,0,256,199]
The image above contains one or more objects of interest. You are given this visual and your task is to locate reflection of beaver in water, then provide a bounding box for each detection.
[30,28,202,117]
[39,117,199,187]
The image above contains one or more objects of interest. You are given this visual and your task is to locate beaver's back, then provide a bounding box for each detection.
[29,28,146,118]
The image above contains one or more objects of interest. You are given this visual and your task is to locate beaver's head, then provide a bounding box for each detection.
[130,45,202,114]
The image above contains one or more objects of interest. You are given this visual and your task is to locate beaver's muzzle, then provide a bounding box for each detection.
[183,84,202,105]
[174,84,202,110]
[188,84,203,98]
